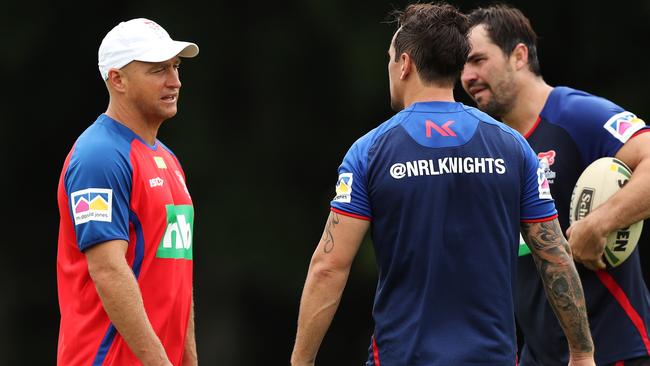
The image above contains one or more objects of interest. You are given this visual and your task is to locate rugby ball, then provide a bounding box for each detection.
[569,157,643,267]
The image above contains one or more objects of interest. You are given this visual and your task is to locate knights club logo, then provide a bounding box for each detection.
[425,120,456,137]
[537,150,557,184]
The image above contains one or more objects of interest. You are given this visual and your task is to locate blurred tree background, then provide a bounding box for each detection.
[1,0,649,364]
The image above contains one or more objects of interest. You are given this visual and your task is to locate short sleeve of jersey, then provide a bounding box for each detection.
[64,139,132,251]
[543,88,649,162]
[330,139,371,220]
[517,134,558,221]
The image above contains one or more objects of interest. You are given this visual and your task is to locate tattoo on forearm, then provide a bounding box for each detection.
[521,220,594,354]
[322,212,340,253]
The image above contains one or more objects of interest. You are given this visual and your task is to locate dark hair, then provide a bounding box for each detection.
[392,2,470,86]
[468,4,541,75]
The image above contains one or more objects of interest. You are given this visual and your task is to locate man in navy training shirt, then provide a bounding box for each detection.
[462,4,650,366]
[291,2,595,366]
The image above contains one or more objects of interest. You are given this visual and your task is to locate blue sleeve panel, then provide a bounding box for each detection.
[64,118,134,251]
[330,114,405,219]
[331,141,372,219]
[540,87,649,165]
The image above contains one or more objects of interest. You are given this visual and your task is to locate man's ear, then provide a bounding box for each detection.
[510,43,529,71]
[400,52,412,80]
[107,69,127,92]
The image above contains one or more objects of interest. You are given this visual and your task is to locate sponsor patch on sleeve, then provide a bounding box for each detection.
[603,111,646,143]
[536,162,552,200]
[333,173,353,203]
[70,188,113,225]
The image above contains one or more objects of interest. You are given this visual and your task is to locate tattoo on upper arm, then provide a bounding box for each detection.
[521,220,594,354]
[322,212,340,253]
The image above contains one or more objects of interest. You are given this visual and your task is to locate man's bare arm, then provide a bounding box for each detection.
[290,212,370,366]
[86,240,171,366]
[521,219,594,363]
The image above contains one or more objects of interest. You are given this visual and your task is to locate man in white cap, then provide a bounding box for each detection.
[56,18,199,366]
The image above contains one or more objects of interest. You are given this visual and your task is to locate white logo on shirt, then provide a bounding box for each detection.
[389,157,506,179]
[333,173,353,203]
[175,170,191,198]
[603,111,646,143]
[70,188,113,225]
[536,162,553,200]
[149,177,164,187]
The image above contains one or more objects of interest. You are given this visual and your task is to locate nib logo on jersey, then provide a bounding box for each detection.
[603,111,646,143]
[70,188,112,225]
[157,204,194,260]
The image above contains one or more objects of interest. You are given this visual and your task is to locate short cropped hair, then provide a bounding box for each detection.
[392,2,470,86]
[468,4,541,75]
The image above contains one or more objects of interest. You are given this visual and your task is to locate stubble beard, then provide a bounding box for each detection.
[481,96,511,120]
[477,74,516,120]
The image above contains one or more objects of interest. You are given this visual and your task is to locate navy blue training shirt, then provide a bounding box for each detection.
[517,86,650,366]
[330,101,557,366]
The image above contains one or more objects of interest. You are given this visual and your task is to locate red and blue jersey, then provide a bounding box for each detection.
[57,114,194,366]
[517,86,650,366]
[330,101,557,366]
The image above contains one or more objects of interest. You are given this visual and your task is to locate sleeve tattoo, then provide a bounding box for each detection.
[321,212,340,253]
[520,219,594,354]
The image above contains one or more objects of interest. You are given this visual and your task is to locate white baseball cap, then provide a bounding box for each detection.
[98,18,199,80]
